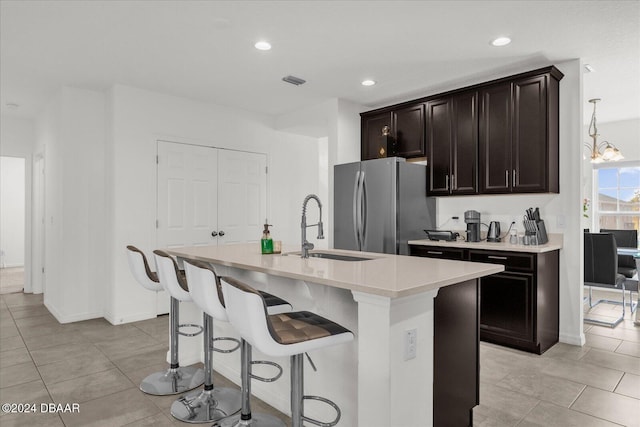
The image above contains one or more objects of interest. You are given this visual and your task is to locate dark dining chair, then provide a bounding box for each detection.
[584,232,627,327]
[600,229,638,278]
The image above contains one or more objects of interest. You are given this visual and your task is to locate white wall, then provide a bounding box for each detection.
[35,87,106,322]
[0,116,34,289]
[0,156,25,267]
[436,60,585,345]
[107,84,321,324]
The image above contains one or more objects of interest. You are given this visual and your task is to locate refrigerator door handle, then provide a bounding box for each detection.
[353,170,361,249]
[360,171,367,248]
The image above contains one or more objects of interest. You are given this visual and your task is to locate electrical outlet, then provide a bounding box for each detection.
[404,329,417,360]
[452,216,460,225]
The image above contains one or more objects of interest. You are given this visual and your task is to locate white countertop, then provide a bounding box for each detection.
[409,233,563,253]
[166,243,504,298]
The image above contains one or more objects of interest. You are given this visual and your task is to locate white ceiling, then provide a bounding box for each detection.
[1,0,639,124]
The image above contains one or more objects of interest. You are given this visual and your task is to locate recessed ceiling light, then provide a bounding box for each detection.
[361,80,376,86]
[491,37,511,47]
[254,41,271,51]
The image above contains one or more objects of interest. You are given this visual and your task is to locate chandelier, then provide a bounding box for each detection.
[585,98,624,163]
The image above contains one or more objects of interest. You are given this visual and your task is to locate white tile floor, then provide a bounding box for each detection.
[0,291,638,426]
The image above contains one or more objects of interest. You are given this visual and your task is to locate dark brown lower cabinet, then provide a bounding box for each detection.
[479,271,534,343]
[470,250,559,354]
[410,245,560,355]
[434,279,478,427]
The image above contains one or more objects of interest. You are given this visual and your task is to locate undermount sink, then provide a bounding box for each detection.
[284,251,373,262]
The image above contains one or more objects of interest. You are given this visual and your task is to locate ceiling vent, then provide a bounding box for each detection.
[282,75,306,86]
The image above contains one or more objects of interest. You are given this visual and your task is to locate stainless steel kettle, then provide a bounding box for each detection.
[487,221,501,242]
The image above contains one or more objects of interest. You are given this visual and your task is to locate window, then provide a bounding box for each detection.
[594,161,640,240]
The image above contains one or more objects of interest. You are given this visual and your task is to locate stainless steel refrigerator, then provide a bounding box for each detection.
[334,157,435,255]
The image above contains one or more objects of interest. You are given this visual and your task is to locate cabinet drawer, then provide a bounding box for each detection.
[469,250,534,271]
[410,245,466,261]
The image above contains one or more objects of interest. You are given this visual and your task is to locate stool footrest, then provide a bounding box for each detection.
[250,360,283,383]
[301,395,341,427]
[178,323,203,337]
[212,336,241,353]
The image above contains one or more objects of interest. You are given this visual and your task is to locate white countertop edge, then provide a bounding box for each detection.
[409,233,563,253]
[167,244,504,299]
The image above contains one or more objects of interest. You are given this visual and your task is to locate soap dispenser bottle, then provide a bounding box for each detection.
[261,221,273,254]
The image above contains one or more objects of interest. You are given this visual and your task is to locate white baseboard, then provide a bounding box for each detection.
[559,332,585,346]
[44,301,102,324]
[104,311,158,325]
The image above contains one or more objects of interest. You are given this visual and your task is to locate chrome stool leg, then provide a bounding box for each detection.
[140,297,204,395]
[222,339,285,427]
[171,312,242,423]
[291,353,342,427]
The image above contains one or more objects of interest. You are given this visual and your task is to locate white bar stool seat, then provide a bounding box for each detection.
[221,276,354,427]
[184,260,293,427]
[125,246,204,396]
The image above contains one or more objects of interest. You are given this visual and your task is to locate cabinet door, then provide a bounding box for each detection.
[426,98,451,195]
[480,272,534,343]
[451,91,478,195]
[393,103,425,158]
[479,83,512,193]
[361,112,392,160]
[512,75,548,192]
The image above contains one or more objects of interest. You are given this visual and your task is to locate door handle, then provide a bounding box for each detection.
[359,171,367,247]
[218,231,225,237]
[353,171,361,249]
[211,231,218,237]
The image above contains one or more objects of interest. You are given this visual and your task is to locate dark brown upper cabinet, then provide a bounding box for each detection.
[393,103,425,158]
[361,111,392,160]
[361,66,562,195]
[361,105,425,160]
[479,71,561,194]
[427,91,478,196]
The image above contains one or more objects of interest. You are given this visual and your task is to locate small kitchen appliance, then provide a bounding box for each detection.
[424,230,459,242]
[464,210,481,242]
[487,221,501,242]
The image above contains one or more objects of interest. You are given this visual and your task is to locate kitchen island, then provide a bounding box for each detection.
[167,243,503,427]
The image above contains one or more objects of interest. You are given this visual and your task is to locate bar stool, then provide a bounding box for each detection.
[221,276,354,427]
[125,246,204,395]
[183,259,293,427]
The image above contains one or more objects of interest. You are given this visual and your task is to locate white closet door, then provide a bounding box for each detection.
[156,143,266,314]
[157,141,219,250]
[156,141,218,314]
[217,150,267,245]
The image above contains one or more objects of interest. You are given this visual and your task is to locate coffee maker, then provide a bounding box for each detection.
[464,210,481,242]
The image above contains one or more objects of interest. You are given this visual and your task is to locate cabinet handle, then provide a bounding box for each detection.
[512,169,517,187]
[445,175,449,191]
[488,255,508,260]
[427,251,443,255]
[451,174,456,190]
[505,170,509,187]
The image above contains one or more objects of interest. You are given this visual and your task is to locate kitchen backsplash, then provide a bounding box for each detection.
[436,193,569,235]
